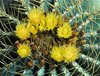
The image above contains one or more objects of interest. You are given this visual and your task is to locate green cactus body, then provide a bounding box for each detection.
[0,0,100,76]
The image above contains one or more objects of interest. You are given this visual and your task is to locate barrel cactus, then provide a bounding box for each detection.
[0,0,100,76]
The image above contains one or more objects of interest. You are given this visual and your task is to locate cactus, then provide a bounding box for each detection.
[0,0,100,76]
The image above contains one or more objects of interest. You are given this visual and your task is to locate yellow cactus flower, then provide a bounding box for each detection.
[28,7,44,25]
[50,45,80,63]
[15,23,30,40]
[57,22,72,38]
[63,45,80,64]
[50,46,64,62]
[46,12,58,30]
[17,44,31,58]
[30,26,38,35]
